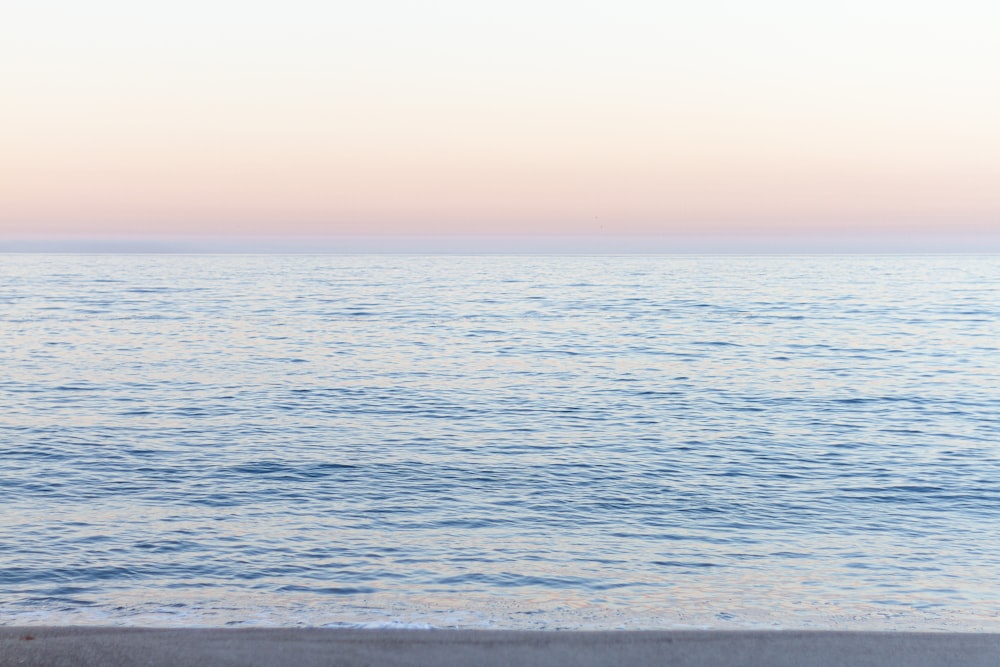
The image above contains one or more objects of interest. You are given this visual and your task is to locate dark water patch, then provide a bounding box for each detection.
[21,596,98,607]
[435,572,608,590]
[275,585,377,595]
[652,560,719,569]
[133,540,200,553]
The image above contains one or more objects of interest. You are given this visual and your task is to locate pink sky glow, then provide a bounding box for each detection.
[2,1,998,249]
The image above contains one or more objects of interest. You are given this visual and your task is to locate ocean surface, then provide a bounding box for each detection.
[2,253,998,630]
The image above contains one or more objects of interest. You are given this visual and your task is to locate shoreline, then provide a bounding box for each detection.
[3,627,999,667]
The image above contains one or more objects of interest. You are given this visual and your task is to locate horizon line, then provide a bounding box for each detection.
[2,232,999,254]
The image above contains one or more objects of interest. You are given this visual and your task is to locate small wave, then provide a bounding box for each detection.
[275,585,377,595]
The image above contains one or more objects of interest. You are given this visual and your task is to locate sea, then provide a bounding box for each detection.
[1,253,998,630]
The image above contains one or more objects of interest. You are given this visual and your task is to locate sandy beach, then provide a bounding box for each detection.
[2,628,998,667]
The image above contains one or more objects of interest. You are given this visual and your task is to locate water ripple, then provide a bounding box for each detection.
[1,254,999,630]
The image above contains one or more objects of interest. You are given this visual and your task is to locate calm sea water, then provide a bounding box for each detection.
[2,254,998,630]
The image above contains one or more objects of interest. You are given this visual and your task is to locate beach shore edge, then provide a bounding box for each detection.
[3,627,999,667]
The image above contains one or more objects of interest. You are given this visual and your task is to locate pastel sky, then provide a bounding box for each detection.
[2,0,999,244]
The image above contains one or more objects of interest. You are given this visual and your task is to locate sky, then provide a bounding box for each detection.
[2,0,999,249]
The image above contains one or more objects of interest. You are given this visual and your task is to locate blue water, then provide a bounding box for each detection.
[2,254,998,630]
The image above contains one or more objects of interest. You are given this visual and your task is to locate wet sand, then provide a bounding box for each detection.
[2,627,998,667]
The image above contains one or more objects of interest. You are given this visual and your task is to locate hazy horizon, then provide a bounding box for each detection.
[2,231,999,254]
